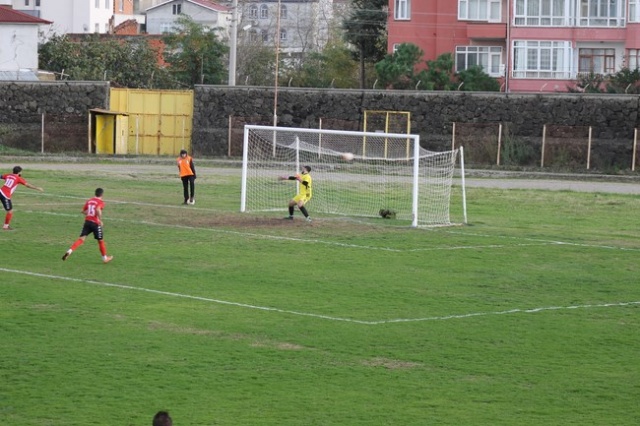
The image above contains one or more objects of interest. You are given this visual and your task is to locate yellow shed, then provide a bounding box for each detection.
[89,109,129,154]
[110,88,194,155]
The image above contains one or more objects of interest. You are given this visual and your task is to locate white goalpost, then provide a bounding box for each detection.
[241,125,466,227]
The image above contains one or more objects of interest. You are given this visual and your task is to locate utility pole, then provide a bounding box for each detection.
[228,0,238,86]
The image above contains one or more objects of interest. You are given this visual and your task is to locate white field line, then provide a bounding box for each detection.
[27,193,640,252]
[30,208,640,253]
[2,267,638,325]
[30,209,566,252]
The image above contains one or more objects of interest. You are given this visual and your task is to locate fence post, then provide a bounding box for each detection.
[586,126,592,170]
[228,115,232,157]
[87,111,92,153]
[541,124,546,168]
[452,122,456,151]
[496,123,502,165]
[633,128,638,172]
[41,113,45,154]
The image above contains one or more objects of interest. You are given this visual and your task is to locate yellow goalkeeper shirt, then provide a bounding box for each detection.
[299,173,312,199]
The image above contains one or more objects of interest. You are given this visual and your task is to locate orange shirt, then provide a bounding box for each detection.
[177,155,195,177]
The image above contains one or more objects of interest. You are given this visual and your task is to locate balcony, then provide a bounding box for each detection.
[466,22,507,40]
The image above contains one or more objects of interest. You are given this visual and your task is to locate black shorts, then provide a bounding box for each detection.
[80,220,103,240]
[0,193,12,212]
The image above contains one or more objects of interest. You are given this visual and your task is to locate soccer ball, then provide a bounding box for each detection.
[341,152,354,161]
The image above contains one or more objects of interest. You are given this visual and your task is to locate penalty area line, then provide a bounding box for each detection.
[2,267,638,326]
[0,267,372,324]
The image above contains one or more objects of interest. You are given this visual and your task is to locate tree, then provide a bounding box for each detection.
[342,0,387,89]
[606,67,640,94]
[457,66,501,91]
[39,34,173,88]
[567,73,607,93]
[374,43,424,89]
[284,40,359,88]
[423,53,457,91]
[236,42,277,87]
[162,15,228,87]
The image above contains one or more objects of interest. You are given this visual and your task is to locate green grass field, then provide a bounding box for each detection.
[1,162,639,425]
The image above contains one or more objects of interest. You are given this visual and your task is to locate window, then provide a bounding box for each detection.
[260,5,269,19]
[280,5,287,19]
[512,40,572,78]
[105,0,110,9]
[395,0,410,19]
[514,0,570,26]
[630,0,640,22]
[579,0,624,26]
[456,46,503,76]
[458,0,501,21]
[578,48,615,74]
[36,0,40,6]
[172,4,181,15]
[280,29,287,41]
[249,5,258,19]
[119,0,124,12]
[627,49,640,69]
[95,23,100,33]
[25,0,29,6]
[95,0,100,8]
[262,30,269,42]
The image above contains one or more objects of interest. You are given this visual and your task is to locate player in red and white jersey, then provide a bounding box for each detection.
[61,187,113,263]
[1,166,44,230]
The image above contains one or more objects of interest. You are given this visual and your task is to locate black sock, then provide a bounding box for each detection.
[299,206,309,218]
[288,206,294,216]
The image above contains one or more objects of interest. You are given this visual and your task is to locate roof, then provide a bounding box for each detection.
[148,0,230,13]
[0,6,52,24]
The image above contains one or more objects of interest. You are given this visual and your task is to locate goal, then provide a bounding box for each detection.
[240,125,466,227]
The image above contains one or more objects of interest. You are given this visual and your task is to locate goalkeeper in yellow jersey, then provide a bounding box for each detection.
[279,165,313,222]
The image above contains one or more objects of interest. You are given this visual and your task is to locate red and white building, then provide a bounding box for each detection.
[387,0,640,92]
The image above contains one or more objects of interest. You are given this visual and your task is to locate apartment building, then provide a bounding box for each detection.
[387,0,640,92]
[11,0,143,35]
[227,0,336,56]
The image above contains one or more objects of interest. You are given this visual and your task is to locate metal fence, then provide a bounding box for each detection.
[0,112,86,153]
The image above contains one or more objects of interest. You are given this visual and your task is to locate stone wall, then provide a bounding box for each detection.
[0,81,110,152]
[1,82,639,170]
[193,86,640,170]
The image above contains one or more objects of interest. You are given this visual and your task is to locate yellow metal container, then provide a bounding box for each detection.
[90,109,129,154]
[110,88,194,155]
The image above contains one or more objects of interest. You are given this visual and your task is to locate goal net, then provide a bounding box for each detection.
[241,125,466,227]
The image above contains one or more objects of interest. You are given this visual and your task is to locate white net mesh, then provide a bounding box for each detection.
[241,125,461,227]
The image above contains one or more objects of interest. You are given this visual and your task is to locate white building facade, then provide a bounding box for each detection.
[11,0,141,35]
[145,0,230,36]
[0,4,51,77]
[230,0,336,56]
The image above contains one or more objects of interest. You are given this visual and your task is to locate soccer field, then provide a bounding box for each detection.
[1,162,639,425]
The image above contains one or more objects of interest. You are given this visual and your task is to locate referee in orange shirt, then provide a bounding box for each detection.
[177,149,196,205]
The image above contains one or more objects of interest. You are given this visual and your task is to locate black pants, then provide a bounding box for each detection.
[181,175,195,201]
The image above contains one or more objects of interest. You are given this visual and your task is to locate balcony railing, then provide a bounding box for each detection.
[513,16,626,28]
